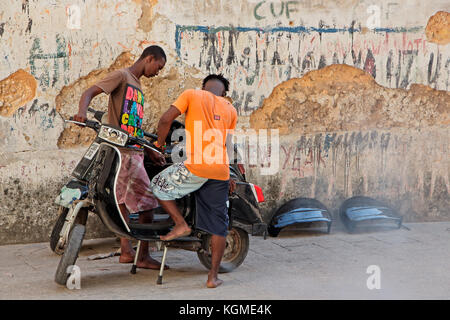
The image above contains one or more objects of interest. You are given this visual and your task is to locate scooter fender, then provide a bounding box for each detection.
[56,199,91,250]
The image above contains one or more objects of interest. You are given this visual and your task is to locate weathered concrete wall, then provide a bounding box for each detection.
[0,0,448,244]
[247,64,448,222]
[246,126,449,223]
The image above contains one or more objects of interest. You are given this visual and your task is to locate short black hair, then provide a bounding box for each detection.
[139,45,166,62]
[202,74,230,93]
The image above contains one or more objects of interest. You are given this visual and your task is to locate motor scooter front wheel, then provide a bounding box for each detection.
[50,206,88,255]
[197,227,249,273]
[54,224,86,286]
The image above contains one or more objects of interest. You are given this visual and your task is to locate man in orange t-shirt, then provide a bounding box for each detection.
[151,74,237,288]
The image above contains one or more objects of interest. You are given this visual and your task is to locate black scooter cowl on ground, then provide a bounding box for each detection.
[339,196,403,233]
[267,198,332,237]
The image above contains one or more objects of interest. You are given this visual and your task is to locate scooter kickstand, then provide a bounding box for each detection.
[157,244,168,285]
[130,241,141,274]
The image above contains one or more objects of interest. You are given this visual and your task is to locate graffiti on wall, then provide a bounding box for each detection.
[175,24,449,115]
[0,99,63,153]
[28,34,70,90]
[238,128,449,203]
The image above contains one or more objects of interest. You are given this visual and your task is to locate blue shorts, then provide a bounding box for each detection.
[195,179,230,238]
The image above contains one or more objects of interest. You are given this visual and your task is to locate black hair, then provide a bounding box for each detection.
[139,45,166,62]
[202,74,230,93]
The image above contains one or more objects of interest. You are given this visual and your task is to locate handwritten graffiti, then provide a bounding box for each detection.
[175,24,449,115]
[14,99,58,131]
[234,129,392,179]
[29,34,69,90]
[254,1,300,20]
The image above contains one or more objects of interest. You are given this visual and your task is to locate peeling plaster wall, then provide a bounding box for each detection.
[245,126,449,223]
[0,0,449,244]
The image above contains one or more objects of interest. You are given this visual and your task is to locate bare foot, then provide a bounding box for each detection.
[137,255,170,270]
[119,249,135,264]
[206,275,223,288]
[160,225,191,241]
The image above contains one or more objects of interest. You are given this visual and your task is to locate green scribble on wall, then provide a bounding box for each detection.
[29,34,69,90]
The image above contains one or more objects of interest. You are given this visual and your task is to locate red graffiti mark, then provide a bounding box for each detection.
[281,145,293,170]
[318,149,326,168]
[117,42,131,51]
[139,40,151,49]
[371,40,381,55]
[68,42,72,68]
[217,32,222,53]
[407,41,414,51]
[291,146,303,177]
[258,145,272,168]
[402,33,407,51]
[257,69,268,89]
[414,39,422,51]
[246,143,258,169]
[304,148,313,166]
[383,32,390,54]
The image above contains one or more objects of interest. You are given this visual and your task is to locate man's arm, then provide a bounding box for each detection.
[73,85,104,122]
[74,70,123,123]
[155,105,181,148]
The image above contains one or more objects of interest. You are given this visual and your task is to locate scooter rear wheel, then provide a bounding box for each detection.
[197,227,249,273]
[54,224,86,286]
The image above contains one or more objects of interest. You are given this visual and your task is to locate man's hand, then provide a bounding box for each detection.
[73,113,87,126]
[146,148,166,166]
[229,179,236,195]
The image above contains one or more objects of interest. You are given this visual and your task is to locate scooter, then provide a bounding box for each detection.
[51,108,267,286]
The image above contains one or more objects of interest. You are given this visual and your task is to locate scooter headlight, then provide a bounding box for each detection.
[98,126,129,146]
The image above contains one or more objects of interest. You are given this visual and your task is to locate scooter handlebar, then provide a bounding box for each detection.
[128,135,165,156]
[67,114,163,155]
[66,118,100,130]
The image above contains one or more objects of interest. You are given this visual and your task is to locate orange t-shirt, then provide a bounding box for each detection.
[172,89,238,181]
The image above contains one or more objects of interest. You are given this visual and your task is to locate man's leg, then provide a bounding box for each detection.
[193,179,230,288]
[158,199,191,241]
[151,163,207,241]
[118,204,168,269]
[118,204,135,263]
[135,211,169,270]
[206,235,226,288]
